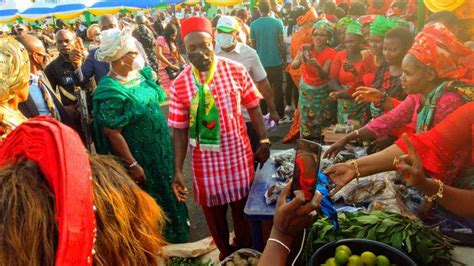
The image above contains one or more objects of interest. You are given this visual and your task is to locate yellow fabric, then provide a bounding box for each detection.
[205,0,243,6]
[183,0,201,5]
[54,11,84,20]
[0,16,17,24]
[88,8,122,16]
[454,0,474,19]
[19,15,49,22]
[423,0,465,12]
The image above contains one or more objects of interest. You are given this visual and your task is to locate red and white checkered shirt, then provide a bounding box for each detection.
[168,57,263,207]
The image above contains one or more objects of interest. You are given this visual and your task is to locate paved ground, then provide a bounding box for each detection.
[161,104,296,242]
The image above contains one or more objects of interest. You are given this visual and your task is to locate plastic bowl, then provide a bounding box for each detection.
[308,238,417,266]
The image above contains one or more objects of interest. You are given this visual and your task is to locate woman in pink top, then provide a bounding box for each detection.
[155,24,186,94]
[325,23,473,179]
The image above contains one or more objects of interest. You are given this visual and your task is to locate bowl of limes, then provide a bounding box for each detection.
[308,239,417,266]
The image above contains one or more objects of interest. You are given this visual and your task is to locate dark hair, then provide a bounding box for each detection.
[384,27,414,51]
[338,3,349,13]
[426,10,459,29]
[348,2,367,17]
[212,14,222,28]
[323,1,336,15]
[236,8,248,21]
[163,24,178,51]
[335,7,346,19]
[259,1,271,15]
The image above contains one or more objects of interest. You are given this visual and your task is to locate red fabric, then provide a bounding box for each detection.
[329,50,364,88]
[168,57,262,207]
[349,52,378,94]
[358,15,378,25]
[409,23,474,81]
[301,46,337,86]
[0,117,95,265]
[395,102,474,185]
[180,16,213,39]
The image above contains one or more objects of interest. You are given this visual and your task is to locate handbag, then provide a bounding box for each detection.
[165,65,183,80]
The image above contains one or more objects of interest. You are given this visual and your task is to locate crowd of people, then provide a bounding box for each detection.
[0,0,473,264]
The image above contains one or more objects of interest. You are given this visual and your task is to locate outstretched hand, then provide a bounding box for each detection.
[352,86,384,105]
[394,134,426,187]
[324,163,356,195]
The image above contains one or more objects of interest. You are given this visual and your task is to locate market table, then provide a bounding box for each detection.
[244,154,474,263]
[244,159,278,251]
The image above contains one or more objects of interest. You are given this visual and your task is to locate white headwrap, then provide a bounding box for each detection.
[95,28,138,63]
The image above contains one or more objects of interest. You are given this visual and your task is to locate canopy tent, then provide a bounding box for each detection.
[53,4,86,20]
[0,9,18,24]
[20,7,54,22]
[205,0,243,6]
[88,1,141,16]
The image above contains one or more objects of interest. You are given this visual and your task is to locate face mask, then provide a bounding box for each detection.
[124,54,145,71]
[188,51,212,71]
[216,33,234,49]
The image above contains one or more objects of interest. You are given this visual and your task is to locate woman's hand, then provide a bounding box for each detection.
[394,134,427,187]
[352,86,384,105]
[170,64,180,71]
[343,61,358,76]
[130,164,146,186]
[324,138,347,159]
[273,181,322,237]
[324,163,356,194]
[172,172,189,202]
[308,58,321,68]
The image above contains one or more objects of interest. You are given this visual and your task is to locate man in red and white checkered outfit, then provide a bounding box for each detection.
[168,16,271,260]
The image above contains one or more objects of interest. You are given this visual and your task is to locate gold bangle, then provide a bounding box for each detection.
[354,129,360,142]
[348,159,361,183]
[425,179,444,202]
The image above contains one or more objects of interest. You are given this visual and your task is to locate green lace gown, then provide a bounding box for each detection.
[93,67,189,243]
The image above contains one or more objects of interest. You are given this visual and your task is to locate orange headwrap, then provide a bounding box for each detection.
[409,23,474,80]
[0,117,96,265]
[297,7,318,26]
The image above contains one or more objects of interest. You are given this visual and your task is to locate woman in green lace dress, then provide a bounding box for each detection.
[93,28,189,243]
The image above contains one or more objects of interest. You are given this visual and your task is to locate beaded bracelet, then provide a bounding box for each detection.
[425,179,444,202]
[348,159,361,183]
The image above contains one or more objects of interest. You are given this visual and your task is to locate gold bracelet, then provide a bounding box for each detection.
[354,129,360,142]
[348,159,361,183]
[425,179,444,202]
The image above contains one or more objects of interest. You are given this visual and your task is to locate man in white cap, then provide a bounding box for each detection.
[215,15,279,153]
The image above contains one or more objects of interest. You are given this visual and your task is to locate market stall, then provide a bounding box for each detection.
[243,148,474,265]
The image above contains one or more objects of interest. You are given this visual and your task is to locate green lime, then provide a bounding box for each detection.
[324,257,337,266]
[335,249,350,265]
[376,255,390,266]
[347,255,364,266]
[361,251,377,265]
[335,245,353,257]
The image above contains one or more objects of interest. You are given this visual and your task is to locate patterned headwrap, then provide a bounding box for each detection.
[313,19,334,35]
[0,117,96,265]
[345,20,363,36]
[358,14,378,25]
[369,16,398,37]
[391,17,410,28]
[0,37,30,103]
[96,28,138,63]
[408,22,473,80]
[336,17,354,30]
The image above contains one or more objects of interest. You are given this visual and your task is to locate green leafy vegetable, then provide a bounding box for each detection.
[303,211,455,265]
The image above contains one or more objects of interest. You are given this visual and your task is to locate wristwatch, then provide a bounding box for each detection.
[259,138,271,146]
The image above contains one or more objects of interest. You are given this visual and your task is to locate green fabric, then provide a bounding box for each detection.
[250,17,285,67]
[416,82,446,133]
[189,62,220,151]
[92,66,189,243]
[391,17,410,28]
[345,20,363,36]
[337,86,371,125]
[336,17,354,29]
[299,80,336,139]
[314,19,334,34]
[369,16,398,37]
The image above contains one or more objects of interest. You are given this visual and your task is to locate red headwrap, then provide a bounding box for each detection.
[0,117,96,265]
[409,23,474,80]
[181,16,213,39]
[358,14,378,25]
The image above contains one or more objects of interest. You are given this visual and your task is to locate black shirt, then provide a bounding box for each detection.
[44,54,78,106]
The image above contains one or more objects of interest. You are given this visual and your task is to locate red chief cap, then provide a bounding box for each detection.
[181,16,213,39]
